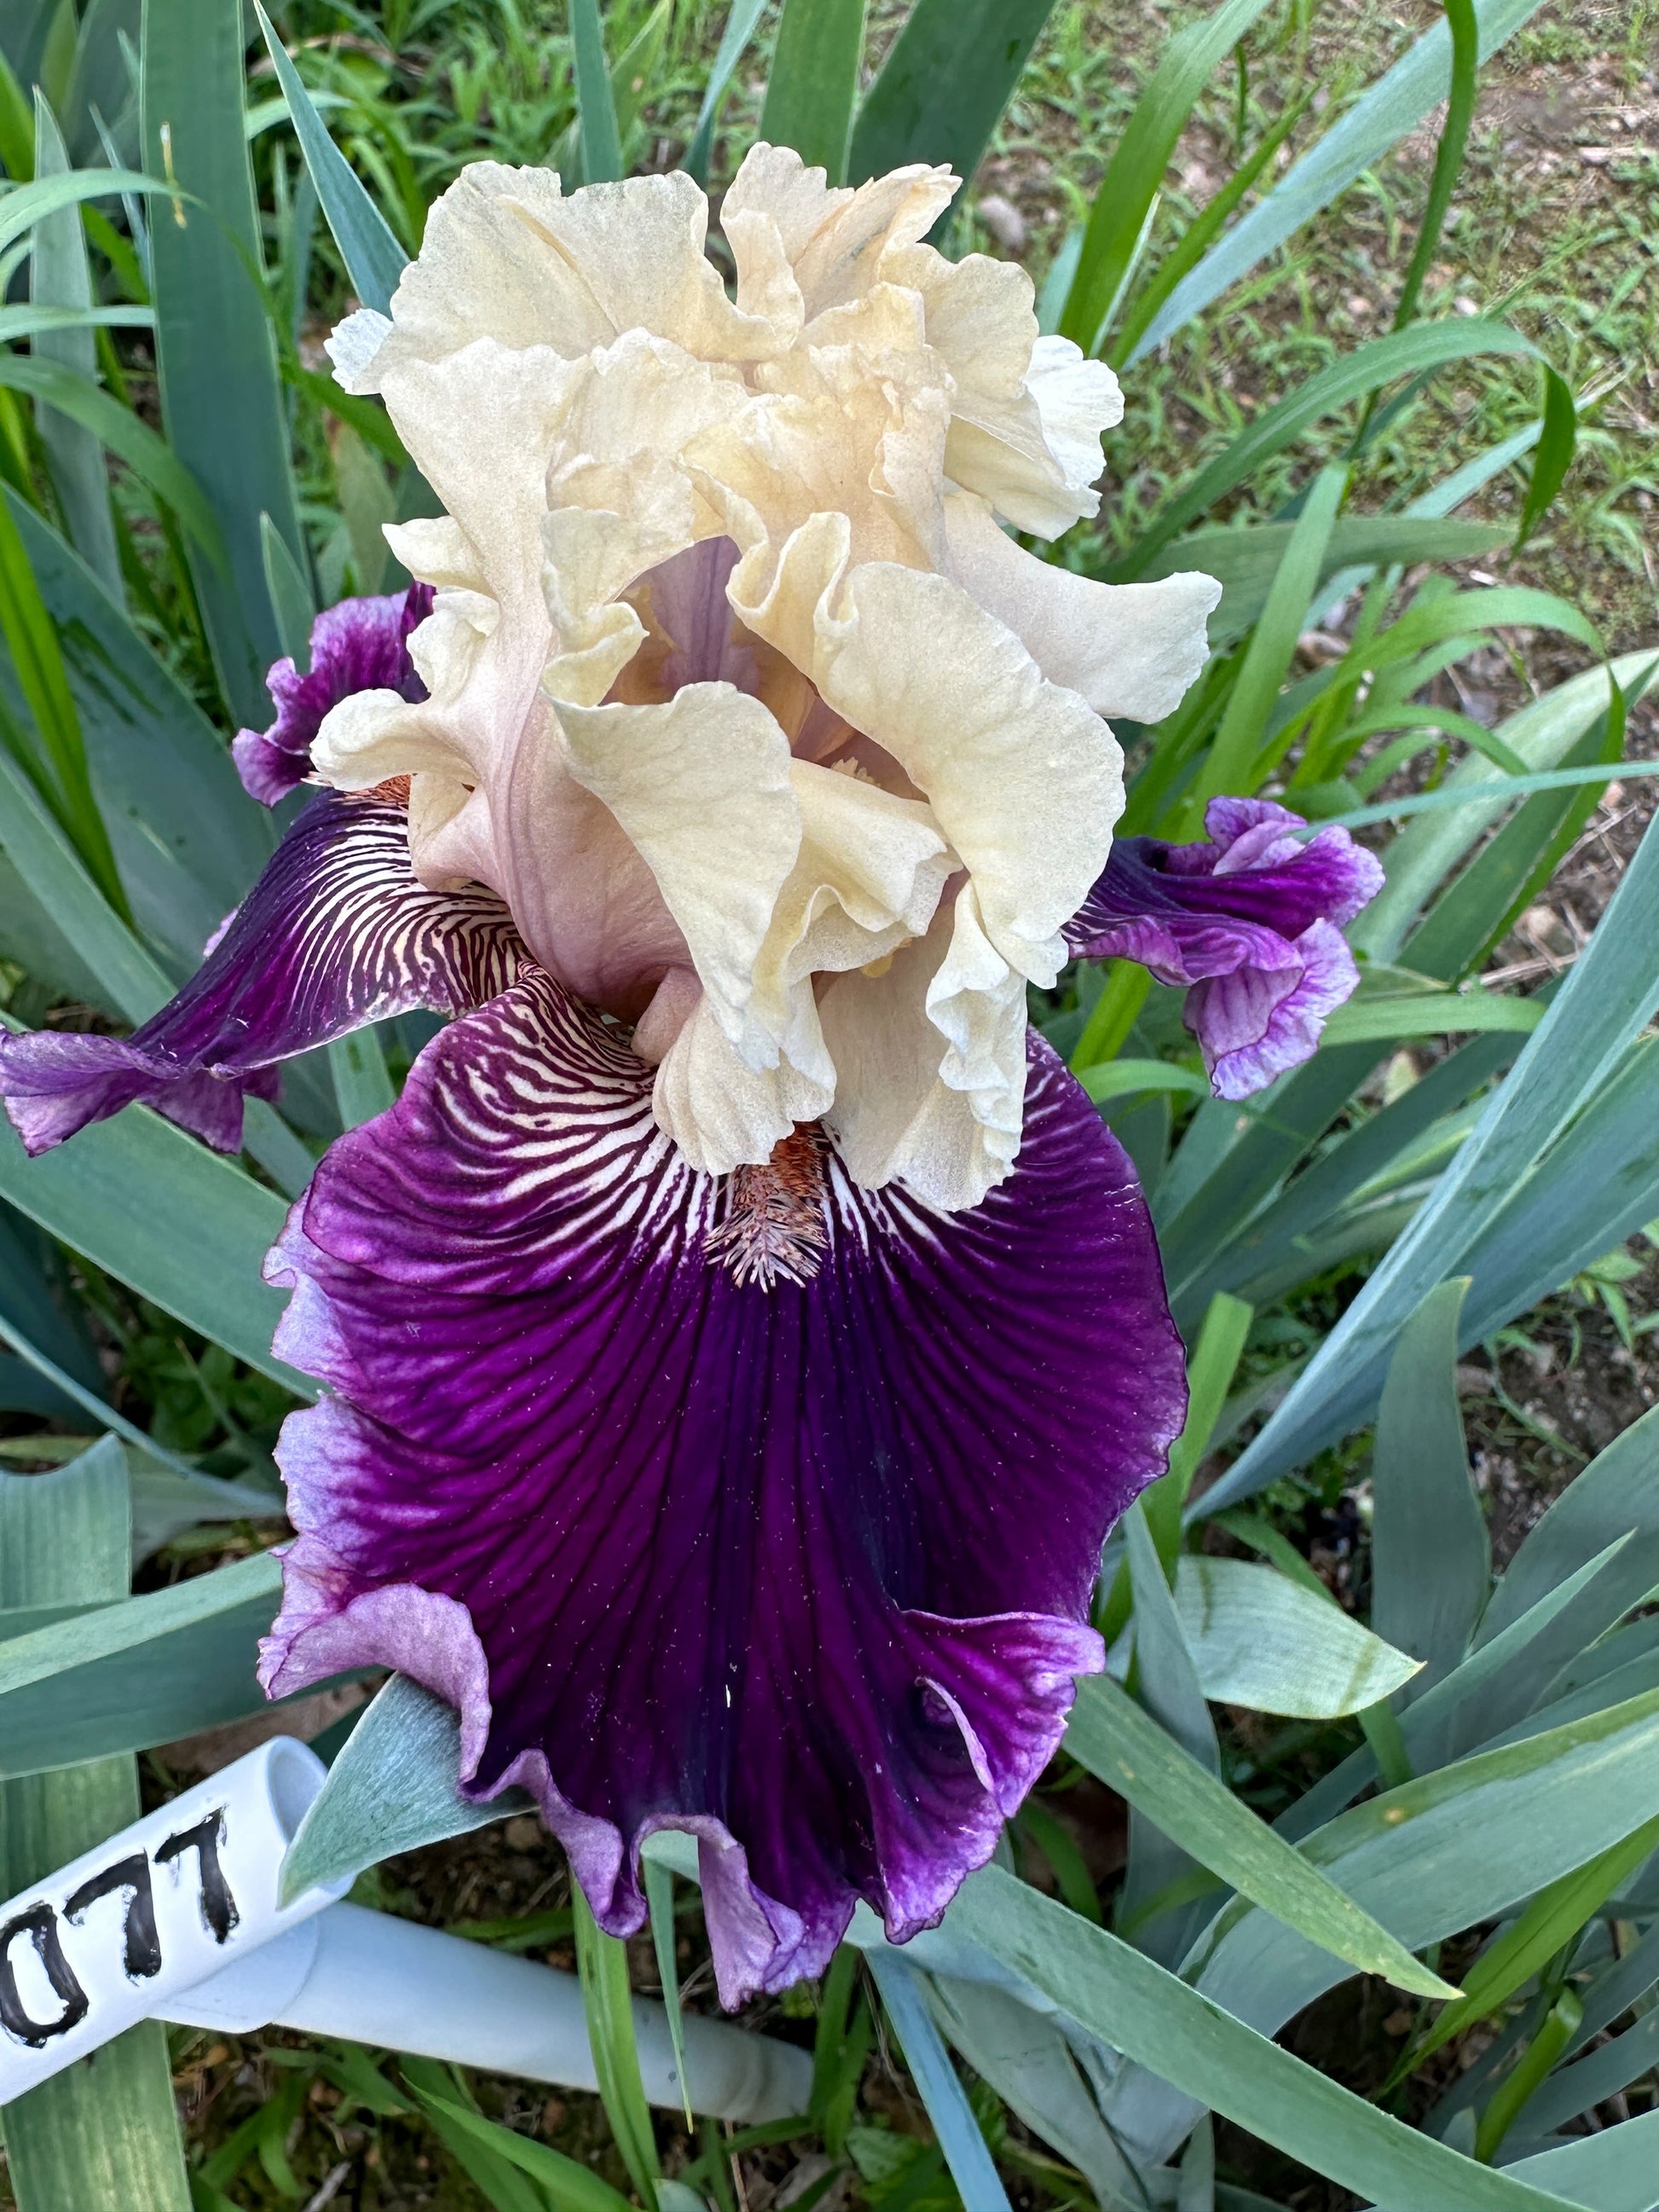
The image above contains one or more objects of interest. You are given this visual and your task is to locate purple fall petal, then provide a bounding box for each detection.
[0,1042,283,1156]
[1067,797,1384,1097]
[258,968,1186,2004]
[0,790,525,1156]
[233,583,434,805]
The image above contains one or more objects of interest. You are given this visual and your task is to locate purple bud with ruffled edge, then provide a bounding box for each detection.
[233,583,434,806]
[1067,797,1384,1100]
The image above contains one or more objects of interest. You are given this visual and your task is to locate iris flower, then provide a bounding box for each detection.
[0,153,1380,2004]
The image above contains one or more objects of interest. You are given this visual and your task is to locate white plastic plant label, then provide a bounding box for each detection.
[0,1736,346,2102]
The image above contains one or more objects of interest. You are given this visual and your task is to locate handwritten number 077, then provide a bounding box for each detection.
[0,1808,239,2049]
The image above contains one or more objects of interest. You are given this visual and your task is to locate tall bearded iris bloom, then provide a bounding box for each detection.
[0,151,1380,2004]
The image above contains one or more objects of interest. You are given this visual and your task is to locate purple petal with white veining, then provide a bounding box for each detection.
[1184,919,1360,1102]
[257,967,1186,2004]
[233,583,434,805]
[0,790,525,1156]
[1067,797,1384,1097]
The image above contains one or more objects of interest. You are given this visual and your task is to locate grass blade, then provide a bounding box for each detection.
[1396,1814,1659,2081]
[1323,756,1659,835]
[759,0,866,182]
[1191,460,1344,810]
[0,1196,106,1411]
[1389,0,1478,335]
[570,0,623,187]
[1456,1034,1659,1359]
[1503,1997,1659,2145]
[1111,75,1310,367]
[1188,1039,1512,1337]
[572,1881,662,2204]
[1057,0,1275,354]
[864,1949,1013,2212]
[6,488,276,979]
[1486,1421,1659,1654]
[399,2059,555,2212]
[0,1549,284,1776]
[1472,1987,1583,2163]
[140,0,304,725]
[1370,1279,1488,1693]
[951,1867,1558,2212]
[1100,1288,1250,1643]
[686,0,772,183]
[1156,1293,1253,1549]
[0,47,32,179]
[1066,1675,1452,1997]
[1146,513,1506,649]
[1113,320,1535,578]
[0,352,225,570]
[408,2084,633,2212]
[1353,652,1659,958]
[1378,1538,1637,1781]
[1516,367,1576,547]
[0,480,127,916]
[0,303,152,341]
[2,1347,270,1512]
[1362,583,1601,665]
[848,0,1056,192]
[0,744,166,1022]
[1119,1500,1217,1957]
[261,506,315,666]
[1175,1557,1422,1718]
[0,1445,192,2212]
[0,165,169,257]
[252,0,405,317]
[645,1859,693,2128]
[1129,0,1551,358]
[29,90,122,599]
[1130,1680,1659,2169]
[1204,804,1659,1504]
[1319,989,1541,1044]
[1075,1057,1207,1103]
[1500,2111,1659,2206]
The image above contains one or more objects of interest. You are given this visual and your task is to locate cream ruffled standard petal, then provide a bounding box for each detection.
[313,149,1223,1214]
[1024,337,1125,523]
[743,761,954,1115]
[815,565,1120,986]
[688,326,952,579]
[310,558,494,795]
[356,165,791,379]
[555,682,801,1058]
[315,534,679,1014]
[723,145,958,322]
[651,994,831,1176]
[945,492,1221,724]
[570,726,956,1180]
[734,539,1123,987]
[881,245,1123,537]
[378,342,587,617]
[819,883,1028,1212]
[327,308,392,392]
[319,329,766,1010]
[310,684,467,791]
